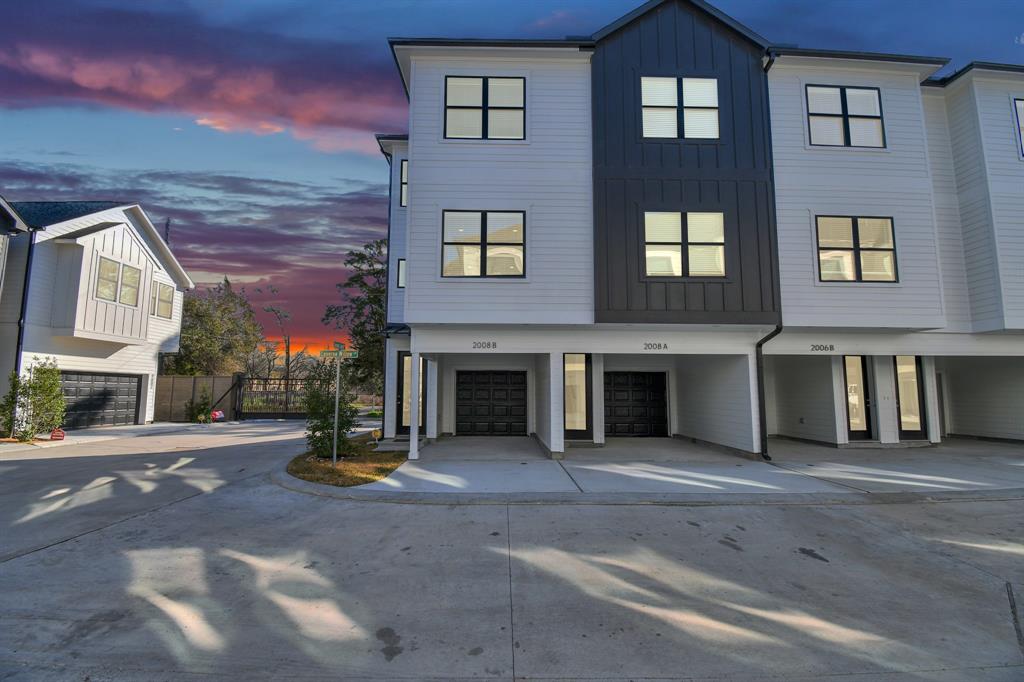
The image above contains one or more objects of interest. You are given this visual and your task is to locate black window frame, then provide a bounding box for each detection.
[806,84,886,149]
[1015,98,1024,156]
[399,159,408,207]
[640,76,720,141]
[642,211,727,279]
[441,209,526,279]
[815,215,899,283]
[396,258,406,288]
[95,256,120,303]
[443,76,525,141]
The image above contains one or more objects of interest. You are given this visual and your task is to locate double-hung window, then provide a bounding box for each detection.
[396,259,406,288]
[807,85,885,148]
[444,76,525,140]
[641,77,719,139]
[644,211,725,277]
[399,160,408,207]
[95,256,141,307]
[1015,99,1024,156]
[442,210,525,277]
[816,216,897,282]
[150,281,174,318]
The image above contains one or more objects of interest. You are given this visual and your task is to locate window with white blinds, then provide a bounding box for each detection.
[806,85,885,148]
[643,211,726,277]
[641,77,719,139]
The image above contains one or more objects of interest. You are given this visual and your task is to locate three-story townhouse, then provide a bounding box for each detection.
[376,0,1024,461]
[763,52,1024,446]
[379,0,781,460]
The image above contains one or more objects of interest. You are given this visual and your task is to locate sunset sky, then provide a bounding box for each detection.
[2,0,1020,353]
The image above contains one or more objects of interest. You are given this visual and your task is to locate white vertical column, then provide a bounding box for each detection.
[425,357,438,440]
[746,352,761,454]
[872,356,899,444]
[408,351,421,460]
[382,338,397,439]
[549,353,565,457]
[921,356,941,443]
[591,353,605,445]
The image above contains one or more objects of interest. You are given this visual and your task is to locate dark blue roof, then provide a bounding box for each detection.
[8,201,125,229]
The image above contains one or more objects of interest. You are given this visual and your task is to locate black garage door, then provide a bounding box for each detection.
[604,372,668,436]
[60,372,141,429]
[456,371,527,435]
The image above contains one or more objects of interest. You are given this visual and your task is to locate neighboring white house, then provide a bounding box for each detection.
[0,200,193,428]
[376,0,1024,461]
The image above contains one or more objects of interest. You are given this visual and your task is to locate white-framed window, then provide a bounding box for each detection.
[444,76,525,140]
[95,256,120,302]
[396,259,406,288]
[806,85,885,148]
[95,256,141,307]
[1015,98,1024,156]
[643,211,725,277]
[150,281,174,319]
[641,77,719,139]
[399,160,408,207]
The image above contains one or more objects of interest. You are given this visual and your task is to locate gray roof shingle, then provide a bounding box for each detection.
[8,201,126,229]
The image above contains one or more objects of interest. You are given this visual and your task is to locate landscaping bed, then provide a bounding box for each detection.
[287,441,406,487]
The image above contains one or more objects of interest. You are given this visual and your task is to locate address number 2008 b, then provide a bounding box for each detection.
[472,341,497,349]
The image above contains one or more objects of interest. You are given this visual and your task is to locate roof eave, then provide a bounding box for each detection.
[591,0,769,48]
[124,205,194,290]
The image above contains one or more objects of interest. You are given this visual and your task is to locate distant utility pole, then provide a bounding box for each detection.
[163,217,171,245]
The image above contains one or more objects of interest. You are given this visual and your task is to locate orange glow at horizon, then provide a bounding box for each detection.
[264,336,351,356]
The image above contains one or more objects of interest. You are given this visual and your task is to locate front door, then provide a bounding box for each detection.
[395,352,424,436]
[563,354,592,440]
[895,355,927,440]
[843,356,872,440]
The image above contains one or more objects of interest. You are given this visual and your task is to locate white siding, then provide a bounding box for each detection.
[404,51,594,324]
[941,356,1024,440]
[944,79,1004,331]
[387,143,409,325]
[974,75,1024,329]
[922,89,972,331]
[675,354,758,453]
[766,355,839,443]
[769,63,946,328]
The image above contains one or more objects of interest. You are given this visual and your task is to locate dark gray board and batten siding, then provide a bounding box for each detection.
[592,0,780,324]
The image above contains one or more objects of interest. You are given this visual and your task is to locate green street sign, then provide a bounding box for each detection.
[342,350,359,359]
[319,350,340,358]
[334,341,346,351]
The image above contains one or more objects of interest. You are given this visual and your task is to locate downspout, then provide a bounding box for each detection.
[14,229,38,376]
[755,325,782,460]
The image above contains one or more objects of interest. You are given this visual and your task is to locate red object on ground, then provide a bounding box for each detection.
[210,410,225,422]
[50,428,65,441]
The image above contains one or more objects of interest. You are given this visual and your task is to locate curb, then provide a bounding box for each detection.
[270,465,1024,507]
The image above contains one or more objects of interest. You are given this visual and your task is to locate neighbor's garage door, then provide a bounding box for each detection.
[60,372,141,429]
[604,372,668,436]
[455,371,527,435]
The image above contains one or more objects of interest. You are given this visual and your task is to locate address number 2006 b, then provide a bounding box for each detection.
[472,341,498,349]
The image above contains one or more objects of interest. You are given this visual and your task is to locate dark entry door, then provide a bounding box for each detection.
[843,356,872,440]
[603,372,668,436]
[395,352,424,436]
[60,371,141,429]
[895,355,927,440]
[455,371,527,435]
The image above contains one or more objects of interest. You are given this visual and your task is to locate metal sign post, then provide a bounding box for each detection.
[330,342,345,466]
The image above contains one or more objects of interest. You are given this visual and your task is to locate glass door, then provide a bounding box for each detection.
[563,353,592,440]
[895,355,926,440]
[395,352,424,436]
[843,355,872,440]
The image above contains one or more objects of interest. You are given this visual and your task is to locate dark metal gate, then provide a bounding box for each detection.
[238,378,306,420]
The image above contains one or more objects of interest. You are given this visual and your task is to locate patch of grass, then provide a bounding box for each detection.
[287,442,407,487]
[363,410,383,419]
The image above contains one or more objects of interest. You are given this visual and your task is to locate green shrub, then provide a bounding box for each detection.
[184,387,212,423]
[1,358,66,441]
[303,359,359,458]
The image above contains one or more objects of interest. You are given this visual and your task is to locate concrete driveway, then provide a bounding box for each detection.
[2,425,1024,680]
